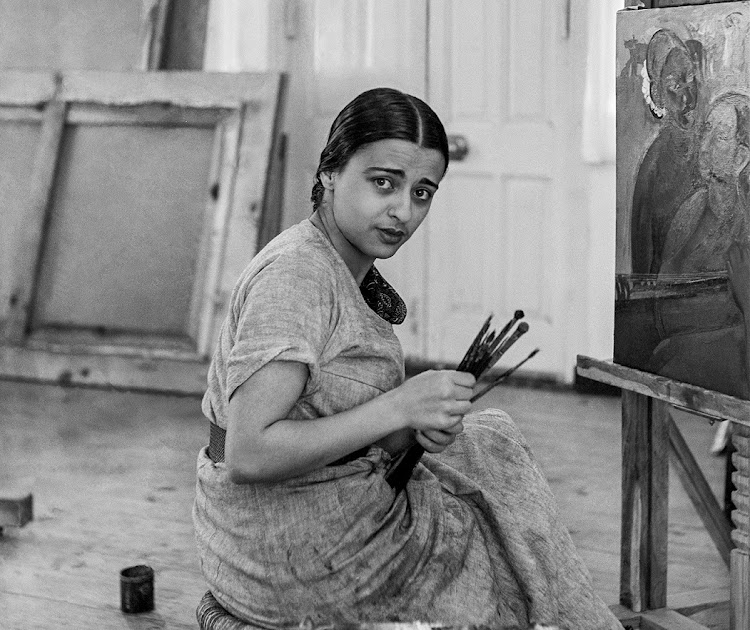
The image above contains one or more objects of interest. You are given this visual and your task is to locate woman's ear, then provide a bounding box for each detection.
[320,171,336,190]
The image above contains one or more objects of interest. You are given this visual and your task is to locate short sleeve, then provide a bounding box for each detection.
[225,252,336,402]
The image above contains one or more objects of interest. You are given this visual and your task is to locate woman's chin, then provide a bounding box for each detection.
[371,243,402,259]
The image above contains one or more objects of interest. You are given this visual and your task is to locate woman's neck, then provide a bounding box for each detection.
[310,208,373,284]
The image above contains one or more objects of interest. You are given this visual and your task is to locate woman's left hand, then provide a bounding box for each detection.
[415,419,464,453]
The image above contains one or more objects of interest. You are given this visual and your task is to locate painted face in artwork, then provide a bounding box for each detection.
[699,97,750,185]
[320,138,446,273]
[657,47,698,128]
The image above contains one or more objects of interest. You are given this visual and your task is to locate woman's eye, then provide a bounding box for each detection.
[373,177,393,189]
[414,188,433,201]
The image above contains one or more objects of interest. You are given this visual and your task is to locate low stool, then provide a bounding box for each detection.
[197,591,563,630]
[197,591,256,629]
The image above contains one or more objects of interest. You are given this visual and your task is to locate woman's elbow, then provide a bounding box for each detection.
[226,448,289,484]
[226,460,256,484]
[225,449,267,484]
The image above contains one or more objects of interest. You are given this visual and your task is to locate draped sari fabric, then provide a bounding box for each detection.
[193,220,621,630]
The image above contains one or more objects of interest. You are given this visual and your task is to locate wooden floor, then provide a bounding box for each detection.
[0,378,731,629]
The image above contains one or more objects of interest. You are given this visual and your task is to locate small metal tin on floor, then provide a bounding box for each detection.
[120,565,154,613]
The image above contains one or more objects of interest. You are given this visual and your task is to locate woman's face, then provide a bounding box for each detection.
[321,138,445,269]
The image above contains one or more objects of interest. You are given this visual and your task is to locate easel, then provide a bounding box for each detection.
[577,356,749,630]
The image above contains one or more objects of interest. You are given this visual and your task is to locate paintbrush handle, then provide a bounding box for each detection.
[475,322,529,378]
[469,348,539,403]
[384,442,425,492]
[495,309,524,345]
[457,314,493,371]
[387,315,531,492]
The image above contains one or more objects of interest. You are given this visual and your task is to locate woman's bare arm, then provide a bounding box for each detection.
[225,361,474,484]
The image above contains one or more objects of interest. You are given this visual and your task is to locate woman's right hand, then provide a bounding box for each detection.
[387,370,475,445]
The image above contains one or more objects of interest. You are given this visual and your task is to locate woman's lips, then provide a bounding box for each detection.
[377,227,406,244]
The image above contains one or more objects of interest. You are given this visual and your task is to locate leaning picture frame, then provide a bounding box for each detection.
[0,70,286,393]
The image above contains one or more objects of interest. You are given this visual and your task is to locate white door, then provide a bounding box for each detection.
[280,0,585,380]
[280,0,429,358]
[423,0,583,379]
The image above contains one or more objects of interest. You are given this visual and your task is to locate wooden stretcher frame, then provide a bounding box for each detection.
[0,70,286,394]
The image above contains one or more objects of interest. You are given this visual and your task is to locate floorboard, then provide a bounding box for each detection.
[0,379,731,629]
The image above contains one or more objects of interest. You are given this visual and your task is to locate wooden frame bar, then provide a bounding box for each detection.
[195,110,243,357]
[623,0,741,8]
[577,356,749,630]
[0,345,207,395]
[576,356,750,428]
[1,100,67,344]
[141,0,172,70]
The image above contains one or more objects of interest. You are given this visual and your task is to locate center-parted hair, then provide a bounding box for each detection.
[311,87,449,211]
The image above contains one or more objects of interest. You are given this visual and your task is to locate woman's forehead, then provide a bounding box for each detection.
[350,139,445,175]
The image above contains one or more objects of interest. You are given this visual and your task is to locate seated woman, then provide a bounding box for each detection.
[193,87,622,630]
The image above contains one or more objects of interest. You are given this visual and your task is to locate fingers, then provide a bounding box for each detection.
[422,419,464,440]
[448,399,472,416]
[398,370,474,434]
[415,431,442,452]
[418,417,465,453]
[440,370,475,402]
[450,370,476,390]
[416,427,459,453]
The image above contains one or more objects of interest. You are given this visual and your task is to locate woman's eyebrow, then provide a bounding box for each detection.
[364,167,439,189]
[365,166,405,178]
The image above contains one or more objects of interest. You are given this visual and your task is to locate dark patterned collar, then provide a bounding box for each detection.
[359,266,407,325]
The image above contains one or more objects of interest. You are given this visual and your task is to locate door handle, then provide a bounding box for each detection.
[447,134,469,161]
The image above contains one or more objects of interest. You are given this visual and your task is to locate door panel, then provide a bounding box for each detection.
[427,0,573,377]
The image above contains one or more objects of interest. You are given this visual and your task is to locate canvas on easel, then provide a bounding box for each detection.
[615,1,750,399]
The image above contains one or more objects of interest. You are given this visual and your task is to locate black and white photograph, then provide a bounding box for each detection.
[0,2,746,629]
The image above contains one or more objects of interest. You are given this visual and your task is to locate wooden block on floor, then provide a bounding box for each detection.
[612,603,642,628]
[639,608,710,630]
[0,492,33,528]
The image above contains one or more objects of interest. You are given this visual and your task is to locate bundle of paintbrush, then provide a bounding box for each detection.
[385,311,539,492]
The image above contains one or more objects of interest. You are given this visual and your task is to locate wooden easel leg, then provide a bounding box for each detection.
[731,423,750,630]
[731,550,750,630]
[620,391,669,612]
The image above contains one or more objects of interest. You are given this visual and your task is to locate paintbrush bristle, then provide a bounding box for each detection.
[459,312,530,379]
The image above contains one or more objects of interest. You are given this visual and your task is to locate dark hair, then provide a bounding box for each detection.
[311,87,449,211]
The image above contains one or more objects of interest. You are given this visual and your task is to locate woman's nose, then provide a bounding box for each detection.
[388,194,412,223]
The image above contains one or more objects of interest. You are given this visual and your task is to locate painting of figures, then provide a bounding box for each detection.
[615,2,750,399]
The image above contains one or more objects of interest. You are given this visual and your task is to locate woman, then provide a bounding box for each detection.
[194,88,621,630]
